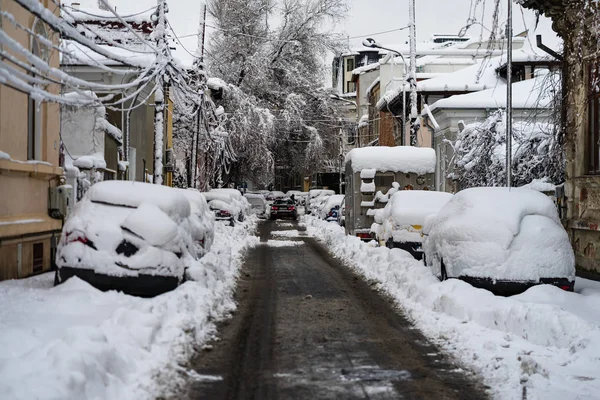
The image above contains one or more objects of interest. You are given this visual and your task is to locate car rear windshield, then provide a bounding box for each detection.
[274,199,294,205]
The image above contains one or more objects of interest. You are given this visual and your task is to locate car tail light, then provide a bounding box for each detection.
[288,206,295,210]
[559,285,572,291]
[272,206,279,210]
[220,210,231,217]
[66,231,97,249]
[357,232,371,239]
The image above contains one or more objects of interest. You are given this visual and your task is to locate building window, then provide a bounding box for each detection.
[346,81,356,93]
[28,19,50,160]
[32,243,44,273]
[346,57,354,72]
[588,61,600,174]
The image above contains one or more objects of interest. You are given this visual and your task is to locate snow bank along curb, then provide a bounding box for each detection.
[0,218,259,400]
[304,216,600,400]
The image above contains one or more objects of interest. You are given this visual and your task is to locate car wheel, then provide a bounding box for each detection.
[440,259,448,281]
[54,270,60,286]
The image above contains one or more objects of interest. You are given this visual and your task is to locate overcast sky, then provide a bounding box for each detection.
[338,0,560,50]
[85,0,561,75]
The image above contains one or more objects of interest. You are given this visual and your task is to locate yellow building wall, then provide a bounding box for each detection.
[0,0,63,281]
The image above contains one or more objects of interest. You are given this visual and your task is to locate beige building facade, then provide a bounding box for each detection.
[0,0,63,280]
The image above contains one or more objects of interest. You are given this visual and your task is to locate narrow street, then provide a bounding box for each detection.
[182,219,487,400]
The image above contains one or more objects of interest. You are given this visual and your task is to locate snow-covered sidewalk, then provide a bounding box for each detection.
[0,219,258,400]
[304,216,600,400]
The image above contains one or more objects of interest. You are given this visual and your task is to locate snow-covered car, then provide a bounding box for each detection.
[55,181,201,297]
[423,187,576,295]
[208,199,236,226]
[266,191,286,201]
[270,198,298,220]
[286,190,303,202]
[379,190,453,259]
[244,193,267,217]
[306,189,335,214]
[337,197,346,227]
[203,189,250,221]
[179,189,215,258]
[320,194,345,221]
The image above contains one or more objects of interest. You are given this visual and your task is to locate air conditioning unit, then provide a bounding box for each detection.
[49,185,72,220]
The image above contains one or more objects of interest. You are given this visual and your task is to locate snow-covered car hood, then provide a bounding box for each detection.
[423,187,575,281]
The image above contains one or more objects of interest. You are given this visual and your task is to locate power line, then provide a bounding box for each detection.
[177,24,410,43]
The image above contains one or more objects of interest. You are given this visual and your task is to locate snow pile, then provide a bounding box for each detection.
[303,216,600,399]
[0,218,258,400]
[345,146,436,174]
[423,187,574,281]
[520,178,557,193]
[207,77,228,92]
[72,153,107,170]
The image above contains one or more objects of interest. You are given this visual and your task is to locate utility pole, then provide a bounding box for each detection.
[408,0,418,146]
[506,0,513,188]
[153,0,169,185]
[198,2,207,63]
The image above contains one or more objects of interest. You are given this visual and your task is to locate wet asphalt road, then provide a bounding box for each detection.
[181,219,487,400]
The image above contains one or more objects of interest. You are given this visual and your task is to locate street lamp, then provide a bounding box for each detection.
[362,38,408,144]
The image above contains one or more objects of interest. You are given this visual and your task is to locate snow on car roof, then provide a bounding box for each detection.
[385,191,453,227]
[323,194,345,210]
[86,181,190,219]
[426,187,560,237]
[178,189,211,216]
[345,146,436,174]
[210,188,243,199]
[309,189,335,198]
[208,199,233,212]
[203,191,235,203]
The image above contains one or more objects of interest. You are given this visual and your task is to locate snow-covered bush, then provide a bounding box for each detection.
[451,109,565,189]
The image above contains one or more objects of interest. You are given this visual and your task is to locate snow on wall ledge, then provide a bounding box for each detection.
[303,216,600,400]
[345,146,436,174]
[0,218,259,400]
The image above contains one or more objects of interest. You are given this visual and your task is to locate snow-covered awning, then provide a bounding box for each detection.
[345,146,436,174]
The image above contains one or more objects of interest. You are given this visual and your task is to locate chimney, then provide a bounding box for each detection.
[71,2,80,9]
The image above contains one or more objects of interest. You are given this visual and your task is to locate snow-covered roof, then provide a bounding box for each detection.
[66,0,203,69]
[345,146,436,174]
[377,37,556,110]
[352,62,380,76]
[428,69,558,112]
[416,57,502,93]
[61,39,156,67]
